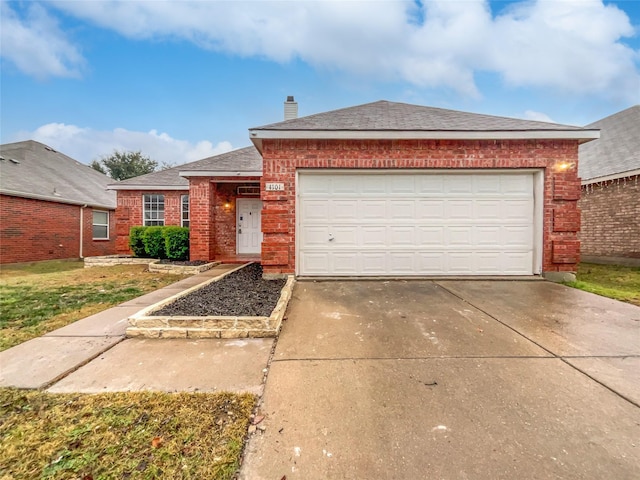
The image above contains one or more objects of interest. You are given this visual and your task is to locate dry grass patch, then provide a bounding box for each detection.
[0,260,187,351]
[0,388,256,479]
[565,263,640,306]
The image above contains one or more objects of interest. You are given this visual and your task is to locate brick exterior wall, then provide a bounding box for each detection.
[0,194,115,264]
[259,139,582,276]
[578,175,640,258]
[115,182,260,260]
[115,190,188,254]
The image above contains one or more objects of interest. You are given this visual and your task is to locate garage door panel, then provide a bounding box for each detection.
[417,200,445,219]
[388,252,415,272]
[389,226,415,245]
[502,226,533,247]
[301,226,329,246]
[298,172,536,276]
[331,253,359,274]
[503,199,532,220]
[360,226,386,246]
[448,253,475,273]
[447,175,473,194]
[448,200,474,219]
[390,176,415,194]
[361,200,386,219]
[417,252,447,273]
[502,174,532,194]
[417,226,445,245]
[360,252,387,274]
[417,175,445,194]
[389,200,415,219]
[331,200,358,221]
[302,201,329,222]
[475,200,502,219]
[449,227,473,246]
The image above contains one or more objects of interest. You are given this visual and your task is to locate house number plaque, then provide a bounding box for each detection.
[265,182,285,192]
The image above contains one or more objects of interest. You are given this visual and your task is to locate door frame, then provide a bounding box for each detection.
[236,198,263,255]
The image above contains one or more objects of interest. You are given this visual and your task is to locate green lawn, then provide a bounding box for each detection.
[0,260,187,351]
[565,263,640,306]
[0,389,256,479]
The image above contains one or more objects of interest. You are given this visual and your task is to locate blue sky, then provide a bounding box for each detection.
[1,0,639,165]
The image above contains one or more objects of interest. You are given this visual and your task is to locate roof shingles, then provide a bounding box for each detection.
[578,105,640,182]
[0,140,116,208]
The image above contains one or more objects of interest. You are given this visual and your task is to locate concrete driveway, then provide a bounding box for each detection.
[241,280,640,479]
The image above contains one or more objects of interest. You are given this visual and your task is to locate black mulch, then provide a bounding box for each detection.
[157,259,209,266]
[152,263,286,317]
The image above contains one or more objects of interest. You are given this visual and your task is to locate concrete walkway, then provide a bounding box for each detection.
[0,264,273,394]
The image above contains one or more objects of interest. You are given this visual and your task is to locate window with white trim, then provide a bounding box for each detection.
[181,194,189,227]
[143,194,165,226]
[92,210,109,239]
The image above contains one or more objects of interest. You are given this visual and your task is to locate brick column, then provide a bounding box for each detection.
[189,178,214,261]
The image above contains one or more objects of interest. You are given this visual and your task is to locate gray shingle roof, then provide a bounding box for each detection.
[252,100,584,131]
[0,140,116,209]
[109,146,262,189]
[578,105,640,182]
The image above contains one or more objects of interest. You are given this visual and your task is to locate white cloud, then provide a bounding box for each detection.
[520,110,556,123]
[9,1,640,100]
[16,123,233,165]
[0,1,84,79]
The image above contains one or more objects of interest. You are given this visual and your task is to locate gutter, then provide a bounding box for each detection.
[581,168,640,186]
[79,204,87,259]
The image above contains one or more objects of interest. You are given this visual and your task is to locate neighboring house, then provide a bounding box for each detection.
[111,99,598,280]
[0,140,116,264]
[578,105,640,263]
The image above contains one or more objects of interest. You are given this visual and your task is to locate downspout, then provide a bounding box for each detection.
[79,204,88,259]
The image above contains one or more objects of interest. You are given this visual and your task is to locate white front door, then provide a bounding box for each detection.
[237,199,263,254]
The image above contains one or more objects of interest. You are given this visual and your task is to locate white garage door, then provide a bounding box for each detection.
[298,171,535,276]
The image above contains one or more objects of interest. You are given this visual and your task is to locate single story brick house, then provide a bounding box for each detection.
[0,140,116,264]
[578,105,639,264]
[110,99,599,280]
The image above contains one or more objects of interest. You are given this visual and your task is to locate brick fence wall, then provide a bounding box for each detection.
[260,138,582,276]
[578,175,640,258]
[0,194,115,264]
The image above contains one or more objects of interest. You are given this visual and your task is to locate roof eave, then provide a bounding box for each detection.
[179,171,262,177]
[0,189,115,210]
[107,184,189,191]
[581,168,640,185]
[249,129,600,142]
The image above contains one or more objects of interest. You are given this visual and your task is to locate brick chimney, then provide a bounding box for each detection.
[284,96,298,120]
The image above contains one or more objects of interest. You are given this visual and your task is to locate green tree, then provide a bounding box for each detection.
[91,150,158,181]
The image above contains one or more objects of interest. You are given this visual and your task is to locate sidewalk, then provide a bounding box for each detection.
[0,264,273,394]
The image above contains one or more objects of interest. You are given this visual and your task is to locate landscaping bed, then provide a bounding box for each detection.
[127,263,294,339]
[153,263,286,317]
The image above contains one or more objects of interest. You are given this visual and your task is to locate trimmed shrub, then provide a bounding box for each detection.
[129,226,148,257]
[164,226,190,260]
[142,226,166,259]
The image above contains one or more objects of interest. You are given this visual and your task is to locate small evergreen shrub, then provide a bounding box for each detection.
[164,226,190,260]
[142,226,166,259]
[129,226,148,257]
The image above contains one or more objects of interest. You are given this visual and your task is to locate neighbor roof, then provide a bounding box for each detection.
[578,105,640,184]
[249,100,599,150]
[108,146,262,190]
[0,140,116,209]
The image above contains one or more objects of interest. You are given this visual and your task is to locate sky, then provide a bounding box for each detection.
[1,0,639,166]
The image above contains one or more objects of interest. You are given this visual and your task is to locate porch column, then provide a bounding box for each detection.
[188,178,214,261]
